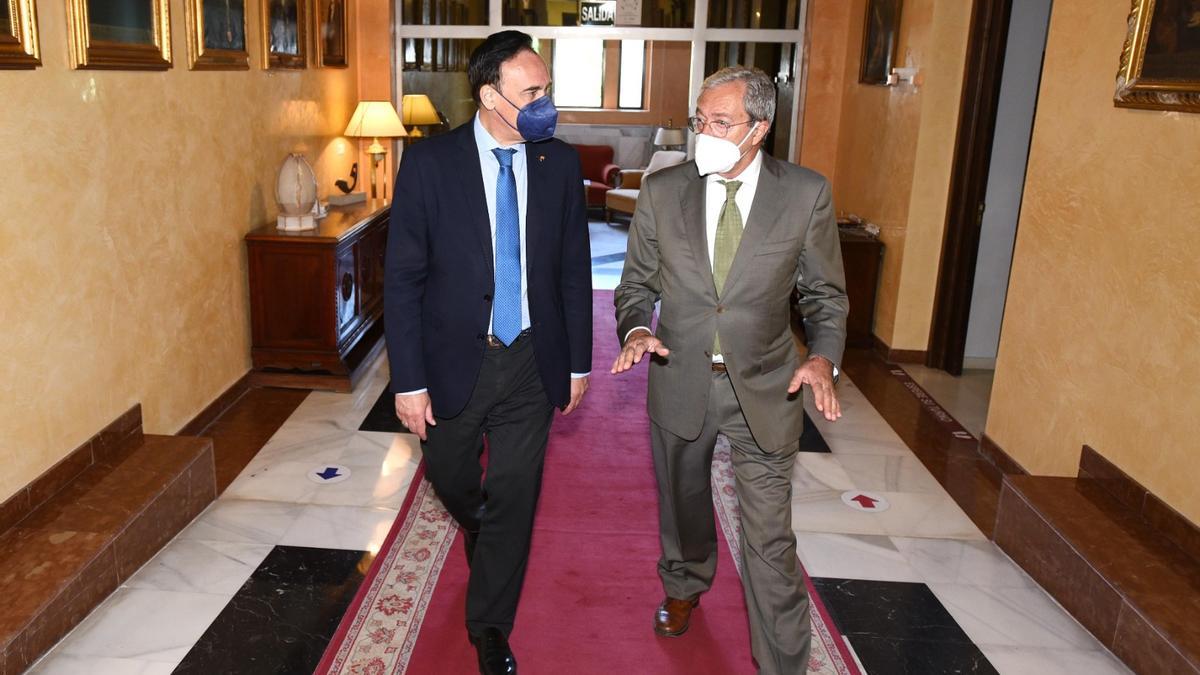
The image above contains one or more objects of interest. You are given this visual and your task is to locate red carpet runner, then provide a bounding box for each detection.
[316,291,859,674]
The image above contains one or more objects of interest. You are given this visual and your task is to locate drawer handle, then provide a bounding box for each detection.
[341,272,354,301]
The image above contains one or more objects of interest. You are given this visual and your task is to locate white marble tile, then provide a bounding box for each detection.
[791,490,888,536]
[338,431,422,467]
[891,537,1034,588]
[54,588,228,663]
[29,654,177,675]
[222,457,413,508]
[976,645,1132,675]
[793,453,856,493]
[928,583,1107,651]
[835,454,946,494]
[793,533,922,582]
[278,504,400,552]
[124,539,273,596]
[872,492,986,540]
[177,499,304,545]
[249,419,353,465]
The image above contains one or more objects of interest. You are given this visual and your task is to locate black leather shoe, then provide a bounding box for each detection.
[469,628,517,675]
[463,529,479,568]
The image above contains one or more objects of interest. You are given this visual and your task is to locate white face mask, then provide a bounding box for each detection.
[694,125,757,176]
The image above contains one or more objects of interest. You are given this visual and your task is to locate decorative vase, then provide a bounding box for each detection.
[276,153,318,231]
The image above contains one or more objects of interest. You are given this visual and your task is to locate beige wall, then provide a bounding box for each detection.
[986,0,1200,523]
[803,0,970,350]
[0,1,385,502]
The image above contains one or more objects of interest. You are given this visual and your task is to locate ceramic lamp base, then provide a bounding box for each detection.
[277,214,317,231]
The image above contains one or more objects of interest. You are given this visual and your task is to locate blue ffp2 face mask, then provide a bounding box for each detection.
[496,91,558,143]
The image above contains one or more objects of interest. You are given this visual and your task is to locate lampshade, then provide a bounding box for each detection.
[344,101,407,139]
[653,127,687,146]
[401,94,442,126]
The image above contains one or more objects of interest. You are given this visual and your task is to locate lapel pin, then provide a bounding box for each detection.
[538,155,546,162]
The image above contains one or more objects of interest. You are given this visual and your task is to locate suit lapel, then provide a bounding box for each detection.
[455,125,494,274]
[679,169,717,299]
[524,142,549,271]
[722,153,786,294]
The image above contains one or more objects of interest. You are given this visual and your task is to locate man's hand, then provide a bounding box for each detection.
[394,392,436,441]
[611,329,670,374]
[788,355,841,422]
[562,376,589,415]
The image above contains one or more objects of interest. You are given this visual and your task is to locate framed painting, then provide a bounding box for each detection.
[1116,0,1200,112]
[859,0,902,85]
[185,0,248,69]
[316,0,346,68]
[0,0,40,69]
[66,0,172,70]
[262,0,307,69]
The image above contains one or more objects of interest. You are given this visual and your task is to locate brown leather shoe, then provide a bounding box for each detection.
[654,596,700,637]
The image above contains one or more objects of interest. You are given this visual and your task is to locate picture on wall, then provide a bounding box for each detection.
[262,0,307,69]
[66,0,172,69]
[317,0,347,67]
[186,0,249,69]
[1116,0,1200,112]
[858,0,902,85]
[0,0,41,69]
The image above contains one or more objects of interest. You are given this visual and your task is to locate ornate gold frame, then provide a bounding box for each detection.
[186,0,250,70]
[262,0,308,70]
[65,0,172,70]
[1115,0,1200,113]
[0,0,41,69]
[315,0,348,68]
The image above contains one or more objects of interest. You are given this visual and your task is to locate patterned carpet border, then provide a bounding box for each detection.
[712,437,862,675]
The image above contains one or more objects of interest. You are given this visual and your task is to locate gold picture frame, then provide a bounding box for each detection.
[0,0,41,69]
[66,0,172,70]
[1115,0,1200,113]
[186,0,250,70]
[262,0,308,69]
[315,0,347,68]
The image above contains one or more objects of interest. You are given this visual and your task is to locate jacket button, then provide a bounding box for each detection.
[483,294,492,302]
[716,305,725,314]
[704,350,711,358]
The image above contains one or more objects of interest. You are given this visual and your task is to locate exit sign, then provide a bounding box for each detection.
[579,1,616,26]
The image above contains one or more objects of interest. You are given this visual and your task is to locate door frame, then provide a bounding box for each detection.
[926,0,1014,375]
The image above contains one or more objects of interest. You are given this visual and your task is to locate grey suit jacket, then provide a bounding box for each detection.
[614,153,848,452]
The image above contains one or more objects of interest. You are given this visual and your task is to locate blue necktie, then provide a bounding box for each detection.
[491,148,521,346]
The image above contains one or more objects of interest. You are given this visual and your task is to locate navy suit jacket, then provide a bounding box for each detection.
[384,122,593,418]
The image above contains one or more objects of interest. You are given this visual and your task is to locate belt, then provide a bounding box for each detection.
[484,328,532,349]
[711,362,727,373]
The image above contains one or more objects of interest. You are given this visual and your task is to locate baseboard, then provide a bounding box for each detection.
[962,356,996,370]
[871,334,927,364]
[978,433,1028,479]
[178,371,252,437]
[1078,444,1200,563]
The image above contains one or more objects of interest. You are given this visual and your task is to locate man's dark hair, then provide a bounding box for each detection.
[468,30,535,106]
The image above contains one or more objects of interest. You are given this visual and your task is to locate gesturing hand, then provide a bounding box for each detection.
[394,392,436,441]
[787,355,841,422]
[611,329,670,374]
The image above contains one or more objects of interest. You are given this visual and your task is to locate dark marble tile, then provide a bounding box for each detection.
[27,440,93,509]
[1112,602,1200,675]
[360,387,405,433]
[1078,445,1146,513]
[184,450,218,522]
[174,546,373,675]
[0,528,111,643]
[1144,492,1200,566]
[21,545,119,665]
[113,471,194,581]
[0,489,31,536]
[91,404,144,462]
[810,578,973,644]
[846,635,998,675]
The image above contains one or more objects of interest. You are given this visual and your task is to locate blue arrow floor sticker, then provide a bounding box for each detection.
[307,465,351,485]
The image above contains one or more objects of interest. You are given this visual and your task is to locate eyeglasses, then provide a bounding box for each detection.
[687,116,754,138]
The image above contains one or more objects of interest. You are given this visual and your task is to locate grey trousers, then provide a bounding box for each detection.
[650,370,811,675]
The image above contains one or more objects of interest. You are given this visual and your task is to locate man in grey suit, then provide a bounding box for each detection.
[612,66,848,674]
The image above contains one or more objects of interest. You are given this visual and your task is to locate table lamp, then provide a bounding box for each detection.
[401,94,442,139]
[344,100,407,200]
[653,125,687,151]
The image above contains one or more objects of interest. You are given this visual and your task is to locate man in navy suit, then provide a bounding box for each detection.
[384,30,592,675]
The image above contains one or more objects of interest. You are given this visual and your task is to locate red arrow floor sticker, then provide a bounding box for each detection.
[840,490,890,512]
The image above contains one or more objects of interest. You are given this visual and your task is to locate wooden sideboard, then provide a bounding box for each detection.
[838,227,884,349]
[245,201,389,392]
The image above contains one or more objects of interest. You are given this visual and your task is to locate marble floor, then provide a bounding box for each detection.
[28,222,1129,674]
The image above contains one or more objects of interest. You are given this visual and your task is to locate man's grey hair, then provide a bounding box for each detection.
[700,66,776,124]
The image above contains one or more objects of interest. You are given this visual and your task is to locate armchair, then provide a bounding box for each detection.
[604,150,687,224]
[571,143,621,209]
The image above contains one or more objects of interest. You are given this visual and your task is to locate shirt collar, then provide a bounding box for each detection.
[474,113,526,158]
[707,148,763,186]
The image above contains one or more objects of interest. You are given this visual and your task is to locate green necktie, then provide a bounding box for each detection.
[712,179,742,355]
